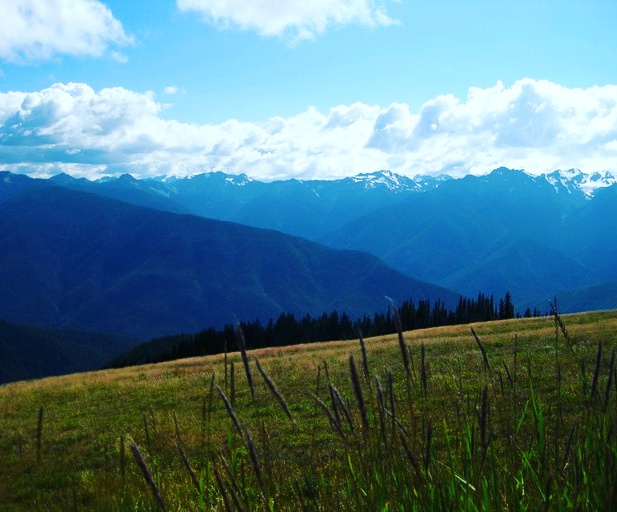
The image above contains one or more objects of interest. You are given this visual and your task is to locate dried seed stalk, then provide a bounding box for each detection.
[217,386,243,436]
[254,355,294,421]
[130,440,166,511]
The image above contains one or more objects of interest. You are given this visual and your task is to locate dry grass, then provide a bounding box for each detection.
[1,310,617,510]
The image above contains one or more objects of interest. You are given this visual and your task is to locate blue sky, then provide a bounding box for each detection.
[1,0,616,181]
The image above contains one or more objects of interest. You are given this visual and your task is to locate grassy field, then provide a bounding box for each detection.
[1,310,617,510]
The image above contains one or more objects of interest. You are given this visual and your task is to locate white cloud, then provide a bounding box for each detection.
[177,0,397,43]
[0,0,132,62]
[1,79,617,181]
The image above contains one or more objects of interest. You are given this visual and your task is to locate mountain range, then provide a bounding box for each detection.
[3,166,615,309]
[321,168,617,312]
[1,166,616,382]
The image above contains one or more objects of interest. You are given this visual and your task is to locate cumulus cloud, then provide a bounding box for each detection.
[0,0,132,62]
[177,0,397,43]
[1,79,616,180]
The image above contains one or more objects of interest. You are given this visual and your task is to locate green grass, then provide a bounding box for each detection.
[1,311,617,510]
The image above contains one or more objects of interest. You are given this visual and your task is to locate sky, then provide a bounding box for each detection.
[0,0,616,181]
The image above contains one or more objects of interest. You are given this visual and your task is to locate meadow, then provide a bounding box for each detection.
[1,310,616,510]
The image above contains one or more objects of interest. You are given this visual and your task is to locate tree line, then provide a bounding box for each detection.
[107,291,536,368]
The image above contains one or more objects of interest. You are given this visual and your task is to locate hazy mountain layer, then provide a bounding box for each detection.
[0,318,134,384]
[0,186,458,340]
[2,167,615,312]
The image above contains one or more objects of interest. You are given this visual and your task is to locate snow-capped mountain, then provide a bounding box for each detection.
[350,170,417,191]
[542,169,617,197]
[165,171,254,187]
[343,169,451,192]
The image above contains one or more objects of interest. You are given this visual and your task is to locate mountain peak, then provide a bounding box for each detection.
[491,166,523,175]
[351,170,415,191]
[50,172,80,185]
[117,173,138,183]
[224,173,253,186]
[166,171,253,187]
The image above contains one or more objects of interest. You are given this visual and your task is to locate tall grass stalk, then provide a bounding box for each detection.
[224,339,228,393]
[375,376,387,445]
[471,327,490,372]
[399,431,422,480]
[36,406,44,465]
[349,354,369,432]
[604,348,616,411]
[387,371,396,436]
[323,360,330,384]
[315,364,322,396]
[423,418,433,471]
[313,394,345,439]
[173,413,201,494]
[254,355,294,422]
[330,384,355,435]
[390,299,416,435]
[591,340,603,401]
[130,440,166,511]
[177,438,200,494]
[478,385,490,462]
[230,361,236,406]
[244,427,269,508]
[204,373,215,448]
[235,324,255,400]
[550,299,575,353]
[358,330,370,385]
[391,303,410,379]
[328,384,343,434]
[562,424,575,473]
[213,466,234,512]
[219,455,246,510]
[421,343,428,396]
[217,386,243,436]
[503,360,514,388]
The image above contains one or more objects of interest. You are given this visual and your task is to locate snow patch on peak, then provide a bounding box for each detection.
[165,172,254,186]
[411,174,452,191]
[225,173,253,186]
[543,169,616,197]
[351,170,414,191]
[555,168,583,181]
[580,171,617,195]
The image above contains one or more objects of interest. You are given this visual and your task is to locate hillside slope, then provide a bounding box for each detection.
[0,187,458,339]
[0,318,134,384]
[1,311,616,509]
